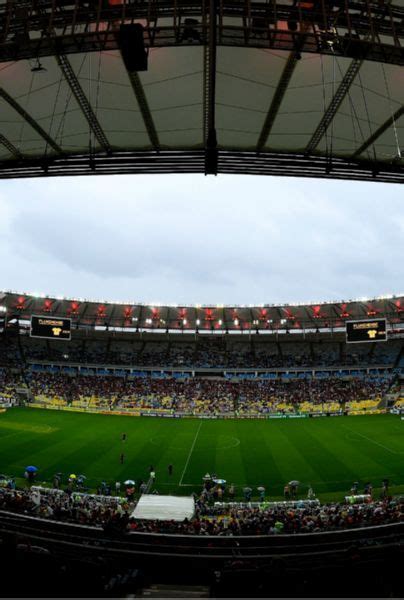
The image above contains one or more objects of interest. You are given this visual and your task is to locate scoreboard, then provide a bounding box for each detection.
[30,316,71,340]
[346,318,387,343]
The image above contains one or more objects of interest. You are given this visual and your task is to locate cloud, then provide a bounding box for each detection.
[0,175,403,304]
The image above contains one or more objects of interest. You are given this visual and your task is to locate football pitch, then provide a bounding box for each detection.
[0,407,404,501]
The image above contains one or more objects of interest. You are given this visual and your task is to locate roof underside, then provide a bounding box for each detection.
[2,291,404,332]
[1,1,404,181]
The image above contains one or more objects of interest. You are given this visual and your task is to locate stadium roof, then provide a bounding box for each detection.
[1,291,403,332]
[1,0,404,182]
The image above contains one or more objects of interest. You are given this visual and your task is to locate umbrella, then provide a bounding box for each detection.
[213,479,226,485]
[69,474,77,479]
[243,487,252,493]
[124,479,135,485]
[25,466,38,473]
[257,486,265,492]
[289,480,300,486]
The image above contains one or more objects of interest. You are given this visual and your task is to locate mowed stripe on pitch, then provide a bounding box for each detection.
[0,409,404,497]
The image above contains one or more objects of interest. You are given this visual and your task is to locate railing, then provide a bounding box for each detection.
[0,508,403,562]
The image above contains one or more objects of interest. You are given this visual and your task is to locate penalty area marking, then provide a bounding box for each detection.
[0,421,57,434]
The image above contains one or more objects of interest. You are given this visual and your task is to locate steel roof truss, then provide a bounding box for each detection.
[0,133,22,159]
[56,53,112,155]
[125,70,160,151]
[0,87,63,155]
[352,105,404,159]
[305,58,363,155]
[256,49,300,153]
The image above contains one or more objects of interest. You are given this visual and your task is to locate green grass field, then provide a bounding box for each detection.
[0,407,403,501]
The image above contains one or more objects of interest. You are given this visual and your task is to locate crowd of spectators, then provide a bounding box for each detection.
[11,335,402,369]
[0,332,398,415]
[28,372,126,409]
[128,496,404,536]
[0,368,25,405]
[0,338,22,368]
[0,485,402,537]
[23,371,390,414]
[0,486,133,528]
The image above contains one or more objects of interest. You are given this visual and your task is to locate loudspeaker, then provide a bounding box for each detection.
[342,33,366,60]
[119,24,148,72]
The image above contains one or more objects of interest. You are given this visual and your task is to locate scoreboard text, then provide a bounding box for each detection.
[30,316,71,340]
[346,318,387,343]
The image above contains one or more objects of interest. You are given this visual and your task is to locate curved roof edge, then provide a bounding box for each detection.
[2,291,403,332]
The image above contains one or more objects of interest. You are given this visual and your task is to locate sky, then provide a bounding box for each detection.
[0,174,403,306]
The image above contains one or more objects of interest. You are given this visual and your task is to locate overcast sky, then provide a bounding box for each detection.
[0,174,403,306]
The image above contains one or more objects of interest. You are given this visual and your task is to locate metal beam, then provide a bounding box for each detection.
[1,30,403,66]
[125,71,160,151]
[56,53,112,155]
[2,2,404,65]
[204,0,218,175]
[0,150,404,183]
[305,58,363,155]
[0,133,22,159]
[352,105,404,159]
[0,87,63,155]
[256,50,300,153]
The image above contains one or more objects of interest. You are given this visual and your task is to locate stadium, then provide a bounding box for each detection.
[0,291,403,596]
[1,0,404,596]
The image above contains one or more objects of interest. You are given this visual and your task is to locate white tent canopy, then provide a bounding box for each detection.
[131,494,195,522]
